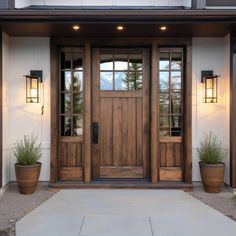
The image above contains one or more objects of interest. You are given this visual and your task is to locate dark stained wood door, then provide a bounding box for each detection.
[92,48,150,179]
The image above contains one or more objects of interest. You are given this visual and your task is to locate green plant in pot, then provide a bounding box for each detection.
[14,135,42,194]
[198,132,225,193]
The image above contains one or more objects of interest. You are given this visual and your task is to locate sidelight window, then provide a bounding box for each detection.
[60,50,83,136]
[100,53,143,91]
[159,48,183,137]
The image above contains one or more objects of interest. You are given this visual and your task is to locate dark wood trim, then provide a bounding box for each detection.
[151,43,158,183]
[0,32,2,188]
[184,44,193,184]
[50,37,193,185]
[1,9,236,21]
[230,35,236,188]
[50,38,59,183]
[48,180,193,191]
[83,43,92,183]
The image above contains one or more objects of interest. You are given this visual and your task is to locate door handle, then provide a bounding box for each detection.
[92,122,99,144]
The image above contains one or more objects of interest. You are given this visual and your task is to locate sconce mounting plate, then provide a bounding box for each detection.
[30,70,43,83]
[201,70,213,83]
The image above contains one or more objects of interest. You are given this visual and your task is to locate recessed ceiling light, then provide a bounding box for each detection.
[117,25,125,31]
[73,25,80,31]
[160,25,167,31]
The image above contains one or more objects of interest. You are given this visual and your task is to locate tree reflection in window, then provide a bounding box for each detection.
[159,49,183,137]
[100,53,142,91]
[61,52,83,136]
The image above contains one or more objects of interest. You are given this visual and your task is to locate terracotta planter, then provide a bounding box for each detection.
[15,162,41,194]
[199,162,225,193]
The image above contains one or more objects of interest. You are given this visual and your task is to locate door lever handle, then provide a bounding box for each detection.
[92,122,99,144]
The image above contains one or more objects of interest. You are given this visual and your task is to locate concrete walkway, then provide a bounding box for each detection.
[16,190,236,236]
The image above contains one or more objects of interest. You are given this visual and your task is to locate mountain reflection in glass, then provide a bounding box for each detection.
[100,53,143,91]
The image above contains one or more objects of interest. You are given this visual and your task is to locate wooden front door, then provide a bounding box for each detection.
[92,48,150,179]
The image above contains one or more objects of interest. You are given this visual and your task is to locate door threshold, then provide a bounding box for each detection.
[48,180,193,191]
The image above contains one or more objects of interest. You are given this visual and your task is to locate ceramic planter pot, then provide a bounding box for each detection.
[199,162,225,193]
[15,162,41,194]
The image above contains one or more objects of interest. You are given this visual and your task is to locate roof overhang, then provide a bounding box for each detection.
[0,9,236,37]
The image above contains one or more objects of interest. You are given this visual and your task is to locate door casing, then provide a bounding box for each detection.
[50,37,192,185]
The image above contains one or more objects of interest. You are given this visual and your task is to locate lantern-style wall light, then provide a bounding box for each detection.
[24,70,43,103]
[201,70,220,103]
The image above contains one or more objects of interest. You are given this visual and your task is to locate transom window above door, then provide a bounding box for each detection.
[100,53,143,90]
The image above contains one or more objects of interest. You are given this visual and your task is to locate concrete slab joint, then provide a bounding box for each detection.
[15,190,236,236]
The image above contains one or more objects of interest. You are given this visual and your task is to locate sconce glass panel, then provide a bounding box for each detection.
[203,76,218,103]
[26,76,41,103]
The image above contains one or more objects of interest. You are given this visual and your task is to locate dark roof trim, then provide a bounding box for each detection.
[22,5,188,10]
[0,9,236,23]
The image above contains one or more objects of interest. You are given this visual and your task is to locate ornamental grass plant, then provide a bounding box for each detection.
[198,132,224,164]
[14,135,42,166]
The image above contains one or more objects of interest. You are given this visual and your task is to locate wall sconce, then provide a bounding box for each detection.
[201,70,220,103]
[24,70,43,103]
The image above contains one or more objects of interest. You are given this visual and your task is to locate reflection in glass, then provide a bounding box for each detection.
[100,54,113,70]
[159,52,170,70]
[171,115,181,128]
[160,115,169,128]
[129,72,142,90]
[114,54,128,70]
[129,54,142,70]
[160,129,169,136]
[61,52,71,70]
[171,97,182,114]
[73,93,83,114]
[61,93,71,113]
[73,115,83,136]
[171,115,181,136]
[160,104,169,114]
[115,72,128,90]
[73,71,83,92]
[61,116,72,136]
[171,52,182,70]
[73,53,83,70]
[160,93,169,104]
[100,72,113,90]
[171,71,181,91]
[61,71,71,91]
[160,72,169,92]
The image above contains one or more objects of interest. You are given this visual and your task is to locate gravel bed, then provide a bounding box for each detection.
[189,184,236,221]
[0,183,56,236]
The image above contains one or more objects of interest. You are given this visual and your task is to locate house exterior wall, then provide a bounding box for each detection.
[3,37,51,182]
[15,0,192,8]
[0,35,231,186]
[192,36,230,184]
[2,32,10,188]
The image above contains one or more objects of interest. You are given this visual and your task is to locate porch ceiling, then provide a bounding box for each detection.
[0,9,236,37]
[0,22,235,37]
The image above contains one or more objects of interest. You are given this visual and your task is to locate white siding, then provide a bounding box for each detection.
[7,37,51,181]
[192,36,230,184]
[2,32,10,188]
[15,0,191,8]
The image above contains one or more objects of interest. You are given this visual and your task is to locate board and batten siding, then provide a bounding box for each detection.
[0,35,230,186]
[192,36,230,184]
[15,0,192,8]
[3,37,51,182]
